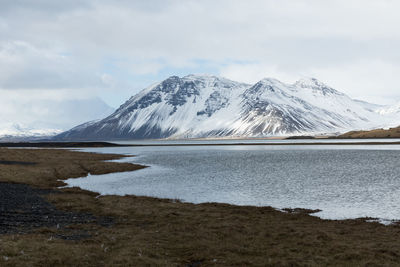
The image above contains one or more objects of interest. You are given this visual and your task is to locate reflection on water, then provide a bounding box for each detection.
[66,144,400,221]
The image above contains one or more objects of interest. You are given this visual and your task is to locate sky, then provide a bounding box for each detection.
[1,0,400,118]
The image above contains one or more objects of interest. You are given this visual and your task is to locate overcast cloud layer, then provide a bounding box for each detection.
[1,0,400,112]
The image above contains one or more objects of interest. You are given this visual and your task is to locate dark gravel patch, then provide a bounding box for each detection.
[0,160,37,166]
[0,182,113,236]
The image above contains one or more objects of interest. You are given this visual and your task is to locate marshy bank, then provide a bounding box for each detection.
[1,148,400,266]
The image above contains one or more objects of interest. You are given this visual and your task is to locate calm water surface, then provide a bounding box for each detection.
[65,144,400,221]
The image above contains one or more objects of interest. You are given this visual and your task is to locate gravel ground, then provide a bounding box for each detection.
[0,182,112,237]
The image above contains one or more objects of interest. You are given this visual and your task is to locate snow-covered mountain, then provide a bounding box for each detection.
[375,102,400,128]
[0,97,114,140]
[0,123,62,141]
[55,75,398,140]
[377,102,400,116]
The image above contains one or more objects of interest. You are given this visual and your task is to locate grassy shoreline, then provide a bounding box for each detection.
[2,148,400,265]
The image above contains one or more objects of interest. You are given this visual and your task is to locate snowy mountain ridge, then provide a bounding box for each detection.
[0,122,62,141]
[55,74,399,140]
[0,97,114,141]
[377,102,400,115]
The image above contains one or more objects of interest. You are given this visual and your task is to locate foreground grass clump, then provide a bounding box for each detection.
[1,148,400,266]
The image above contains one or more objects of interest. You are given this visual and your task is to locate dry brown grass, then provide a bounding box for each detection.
[2,148,400,266]
[0,148,145,188]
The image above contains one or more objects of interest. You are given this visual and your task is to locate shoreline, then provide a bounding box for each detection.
[2,148,400,265]
[1,140,400,148]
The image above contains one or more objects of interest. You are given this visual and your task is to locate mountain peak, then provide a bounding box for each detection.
[182,74,242,85]
[183,74,218,79]
[259,77,282,84]
[294,77,325,88]
[294,77,343,96]
[158,74,231,85]
[163,75,181,83]
[247,78,287,94]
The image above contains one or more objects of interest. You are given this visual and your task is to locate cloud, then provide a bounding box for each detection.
[0,41,108,89]
[0,0,400,107]
[308,60,400,105]
[0,89,114,130]
[220,63,301,85]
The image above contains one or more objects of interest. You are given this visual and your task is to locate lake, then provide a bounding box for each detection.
[65,141,400,222]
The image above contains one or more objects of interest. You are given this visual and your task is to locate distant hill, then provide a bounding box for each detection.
[338,126,400,139]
